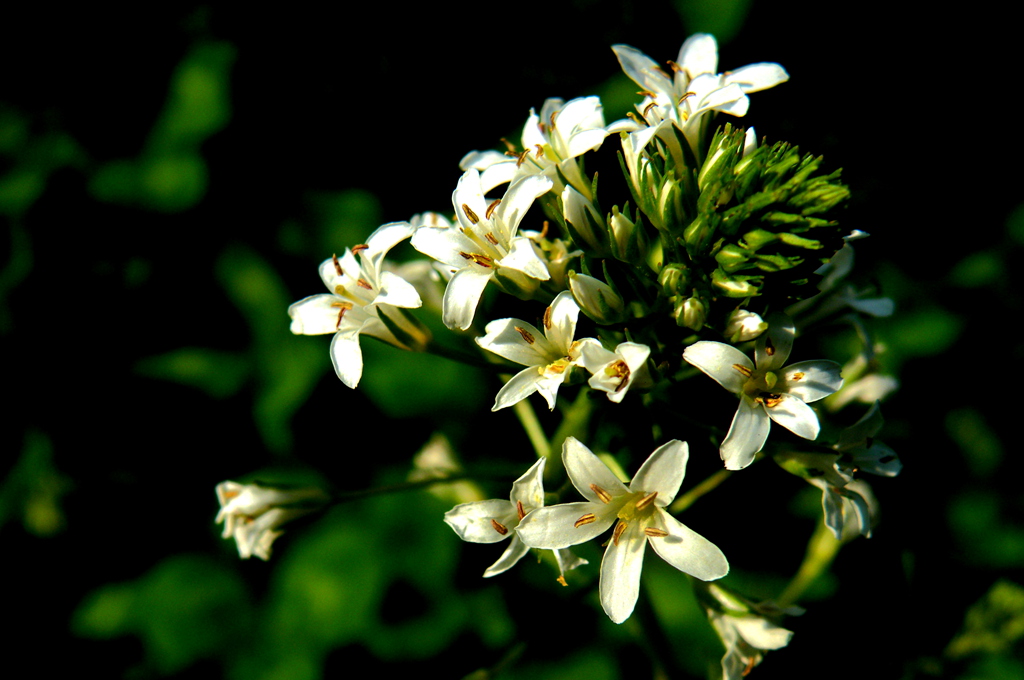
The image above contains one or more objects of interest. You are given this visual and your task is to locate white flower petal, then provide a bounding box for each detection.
[543,291,580,352]
[611,44,673,98]
[724,63,790,93]
[441,266,492,331]
[756,314,795,370]
[563,437,630,501]
[677,33,718,76]
[720,398,770,470]
[629,440,687,504]
[683,341,752,394]
[648,510,729,581]
[516,502,614,549]
[375,271,422,309]
[500,236,550,281]
[732,616,793,650]
[477,318,556,366]
[288,295,348,335]
[329,329,365,388]
[782,360,843,403]
[444,499,518,544]
[363,221,415,269]
[599,521,647,624]
[495,174,553,240]
[554,548,589,576]
[491,366,543,412]
[765,393,820,440]
[483,534,531,577]
[510,458,546,510]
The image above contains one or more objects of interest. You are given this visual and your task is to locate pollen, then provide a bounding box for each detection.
[462,203,480,224]
[332,254,343,276]
[534,144,544,159]
[733,363,753,378]
[644,527,669,537]
[757,392,784,408]
[491,519,509,535]
[485,199,501,219]
[765,337,776,356]
[635,491,658,511]
[574,513,597,528]
[590,484,613,504]
[351,244,369,254]
[543,305,553,330]
[516,500,526,520]
[556,575,568,587]
[612,519,628,546]
[791,372,805,381]
[515,326,536,344]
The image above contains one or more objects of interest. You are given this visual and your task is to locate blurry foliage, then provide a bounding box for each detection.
[0,429,69,536]
[944,580,1024,677]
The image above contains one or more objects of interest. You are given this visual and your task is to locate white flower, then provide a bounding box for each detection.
[567,271,625,325]
[411,169,553,331]
[834,401,901,477]
[476,291,593,411]
[444,458,587,580]
[682,314,843,470]
[579,341,651,403]
[288,222,423,388]
[517,437,728,623]
[723,309,767,343]
[215,481,328,560]
[808,477,876,540]
[700,584,795,680]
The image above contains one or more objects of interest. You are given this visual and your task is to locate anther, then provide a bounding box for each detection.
[678,92,695,104]
[590,484,612,504]
[549,110,557,129]
[791,372,805,381]
[485,199,501,220]
[612,520,628,546]
[351,244,369,254]
[635,491,658,511]
[515,149,529,167]
[534,144,544,159]
[356,278,372,289]
[543,306,553,330]
[765,337,776,356]
[644,527,669,537]
[539,220,549,239]
[516,501,526,520]
[666,60,682,73]
[332,254,343,276]
[610,361,631,392]
[556,575,568,587]
[574,513,597,528]
[515,326,536,344]
[643,101,658,118]
[484,232,499,245]
[500,137,516,153]
[757,392,783,408]
[462,203,480,224]
[733,363,753,378]
[491,519,509,535]
[459,252,494,268]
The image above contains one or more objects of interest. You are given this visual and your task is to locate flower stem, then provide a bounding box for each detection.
[512,393,551,462]
[776,519,842,608]
[669,468,733,514]
[545,388,594,485]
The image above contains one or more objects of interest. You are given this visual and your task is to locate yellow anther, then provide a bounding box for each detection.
[644,527,669,538]
[574,513,597,528]
[666,60,682,73]
[590,484,613,504]
[733,363,753,378]
[543,305,553,330]
[485,199,501,219]
[516,500,526,520]
[539,220,550,239]
[612,519,628,546]
[635,491,658,511]
[356,278,372,290]
[765,337,776,356]
[556,575,568,587]
[791,372,805,381]
[534,144,544,158]
[515,326,536,344]
[462,203,480,224]
[605,361,631,392]
[351,244,369,254]
[490,519,508,535]
[757,392,783,408]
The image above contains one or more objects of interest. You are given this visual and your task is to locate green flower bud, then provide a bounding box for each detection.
[568,271,626,325]
[659,263,689,296]
[674,294,706,331]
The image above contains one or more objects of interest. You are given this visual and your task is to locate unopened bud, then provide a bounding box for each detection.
[724,309,767,342]
[568,272,625,325]
[674,294,706,331]
[658,263,689,296]
[562,185,607,255]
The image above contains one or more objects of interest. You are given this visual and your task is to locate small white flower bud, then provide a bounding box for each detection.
[724,309,767,342]
[568,272,625,325]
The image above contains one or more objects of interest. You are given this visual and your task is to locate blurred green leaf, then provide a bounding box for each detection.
[946,580,1024,660]
[152,42,235,148]
[136,347,249,398]
[949,492,1024,568]
[0,429,69,536]
[948,250,1003,289]
[946,409,1003,478]
[674,0,753,43]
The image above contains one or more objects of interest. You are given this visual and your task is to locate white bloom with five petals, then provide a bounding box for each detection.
[579,341,652,403]
[215,481,328,560]
[443,458,587,579]
[683,315,843,470]
[476,291,593,411]
[288,222,423,388]
[516,437,728,623]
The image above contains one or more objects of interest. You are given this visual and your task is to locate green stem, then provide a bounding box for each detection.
[512,393,551,462]
[669,468,733,514]
[545,388,594,486]
[776,519,842,608]
[423,338,494,369]
[329,472,473,504]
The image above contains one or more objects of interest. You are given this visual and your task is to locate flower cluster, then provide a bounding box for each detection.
[217,31,900,676]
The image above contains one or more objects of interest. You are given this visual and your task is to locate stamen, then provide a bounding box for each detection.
[356,278,372,289]
[351,244,369,254]
[490,519,509,535]
[539,220,550,239]
[515,149,530,167]
[556,575,568,587]
[757,392,784,408]
[644,527,669,537]
[612,519,628,546]
[534,144,544,159]
[332,254,343,276]
[589,484,612,504]
[485,199,501,219]
[462,203,480,224]
[330,301,354,330]
[765,337,776,356]
[549,110,557,130]
[643,101,658,118]
[459,252,494,268]
[515,326,536,344]
[574,513,597,528]
[484,232,499,245]
[678,91,695,104]
[637,90,657,99]
[791,372,805,381]
[516,500,526,520]
[666,59,682,73]
[635,491,658,511]
[500,137,516,153]
[543,305,553,330]
[742,656,756,677]
[733,363,753,378]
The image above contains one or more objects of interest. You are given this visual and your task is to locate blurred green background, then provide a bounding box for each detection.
[3,1,1023,678]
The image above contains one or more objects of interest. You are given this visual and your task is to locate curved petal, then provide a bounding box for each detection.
[500,236,551,281]
[782,360,843,403]
[611,44,672,97]
[563,437,629,501]
[544,291,580,353]
[364,221,415,270]
[329,330,364,388]
[509,458,546,510]
[599,521,647,623]
[477,318,556,366]
[733,616,793,650]
[442,267,492,331]
[289,295,349,335]
[495,174,553,240]
[491,367,543,412]
[677,33,718,76]
[411,224,483,270]
[720,399,770,470]
[483,534,531,577]
[725,63,789,93]
[629,440,688,504]
[756,314,795,370]
[683,341,751,394]
[765,393,820,440]
[553,547,589,575]
[452,169,488,232]
[533,370,569,411]
[375,271,422,309]
[444,499,517,544]
[516,502,614,549]
[648,510,729,581]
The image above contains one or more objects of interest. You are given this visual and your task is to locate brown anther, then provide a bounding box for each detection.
[484,232,499,245]
[332,254,343,276]
[549,110,557,129]
[637,90,657,98]
[635,491,658,511]
[351,244,369,254]
[539,220,550,239]
[678,91,695,104]
[589,484,613,504]
[515,326,536,344]
[742,656,756,677]
[485,199,501,220]
[666,59,682,73]
[609,361,631,392]
[733,363,753,378]
[356,278,372,289]
[500,137,516,153]
[765,337,776,356]
[757,392,784,408]
[644,527,669,537]
[538,121,547,135]
[556,575,568,587]
[330,301,354,330]
[462,203,480,224]
[534,144,544,159]
[459,252,494,268]
[791,372,805,381]
[490,519,509,535]
[515,149,530,167]
[574,513,597,528]
[612,519,628,546]
[543,305,553,330]
[643,101,658,117]
[516,500,526,520]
